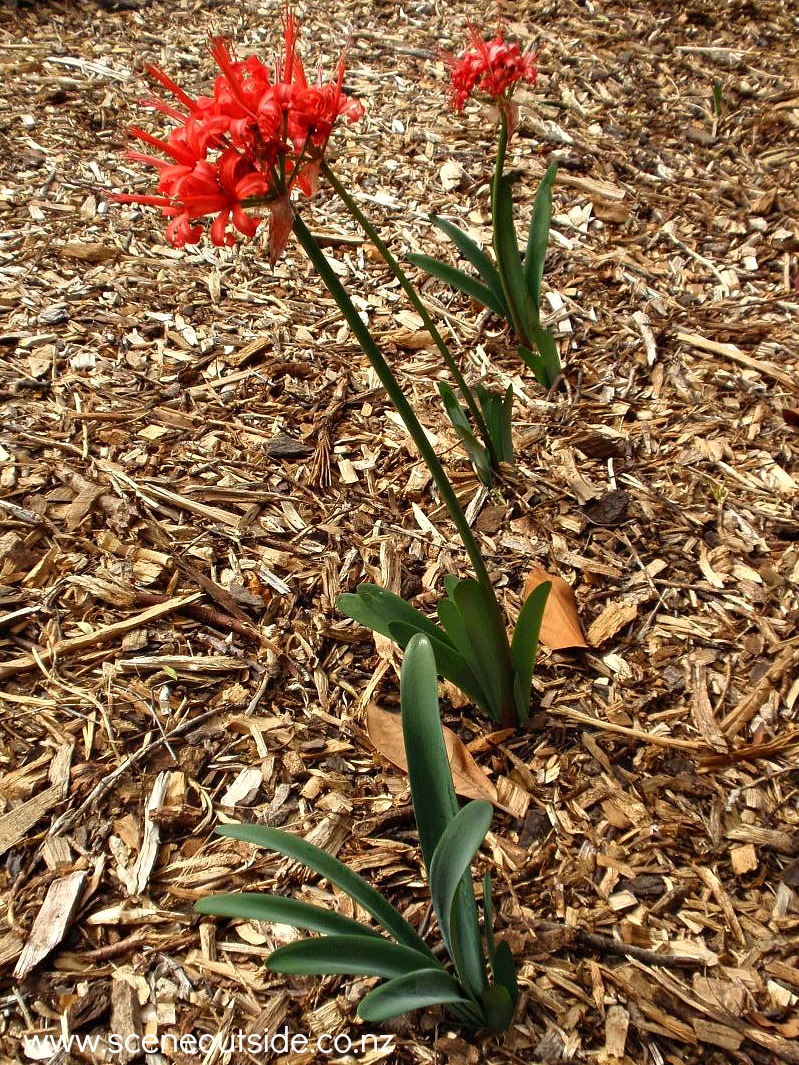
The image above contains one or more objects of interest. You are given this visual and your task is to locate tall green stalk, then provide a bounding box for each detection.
[292,213,517,727]
[321,161,498,471]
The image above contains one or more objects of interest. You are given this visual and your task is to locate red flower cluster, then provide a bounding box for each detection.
[448,27,537,114]
[113,11,364,262]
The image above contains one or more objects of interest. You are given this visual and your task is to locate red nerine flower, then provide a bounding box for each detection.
[111,9,364,261]
[447,26,537,129]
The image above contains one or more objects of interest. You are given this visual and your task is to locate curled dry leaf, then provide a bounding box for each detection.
[523,567,588,650]
[367,704,517,814]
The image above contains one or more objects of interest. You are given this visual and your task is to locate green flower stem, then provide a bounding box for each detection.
[292,213,517,727]
[494,109,509,188]
[321,160,498,470]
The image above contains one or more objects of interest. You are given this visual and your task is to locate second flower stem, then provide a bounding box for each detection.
[293,214,485,581]
[293,212,516,725]
[322,161,498,471]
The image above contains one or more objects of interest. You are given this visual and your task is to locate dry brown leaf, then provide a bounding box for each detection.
[367,704,515,813]
[524,567,588,649]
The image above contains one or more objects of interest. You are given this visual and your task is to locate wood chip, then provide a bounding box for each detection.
[587,599,639,646]
[729,843,758,876]
[14,871,87,979]
[130,771,170,896]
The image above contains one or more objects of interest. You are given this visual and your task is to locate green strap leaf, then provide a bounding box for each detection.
[482,871,498,975]
[438,383,492,485]
[451,578,510,722]
[481,873,518,1030]
[436,594,472,658]
[195,893,382,938]
[443,574,460,599]
[267,935,437,978]
[481,873,518,1009]
[434,594,497,719]
[214,823,432,956]
[524,163,558,311]
[390,619,491,714]
[407,253,510,319]
[438,381,470,435]
[480,982,516,1032]
[429,214,508,312]
[337,583,454,649]
[499,384,515,464]
[510,580,550,723]
[357,968,476,1024]
[429,800,492,1001]
[492,939,519,1006]
[493,174,535,340]
[529,323,562,387]
[401,634,459,873]
[516,343,545,385]
[401,637,490,1014]
[476,384,515,466]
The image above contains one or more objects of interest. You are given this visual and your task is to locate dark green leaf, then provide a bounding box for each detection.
[429,215,508,312]
[492,940,519,1006]
[337,584,454,649]
[434,595,497,720]
[530,323,562,387]
[481,872,518,1006]
[481,874,518,1019]
[436,594,471,656]
[510,580,550,723]
[524,164,558,310]
[516,343,546,386]
[214,823,431,956]
[401,634,459,873]
[482,871,498,974]
[390,619,490,713]
[267,935,436,978]
[457,436,493,486]
[443,574,460,599]
[357,969,475,1024]
[493,174,535,339]
[438,381,470,435]
[481,982,516,1032]
[195,893,382,938]
[429,800,492,1000]
[500,384,515,463]
[407,254,509,319]
[452,579,511,720]
[477,384,515,466]
[402,638,490,1004]
[439,383,492,485]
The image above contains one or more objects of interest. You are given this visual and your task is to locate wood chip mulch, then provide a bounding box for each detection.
[1,0,798,1062]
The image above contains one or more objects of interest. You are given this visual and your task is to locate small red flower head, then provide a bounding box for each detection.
[447,26,537,113]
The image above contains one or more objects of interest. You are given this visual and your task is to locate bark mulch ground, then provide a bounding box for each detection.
[1,0,798,1062]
